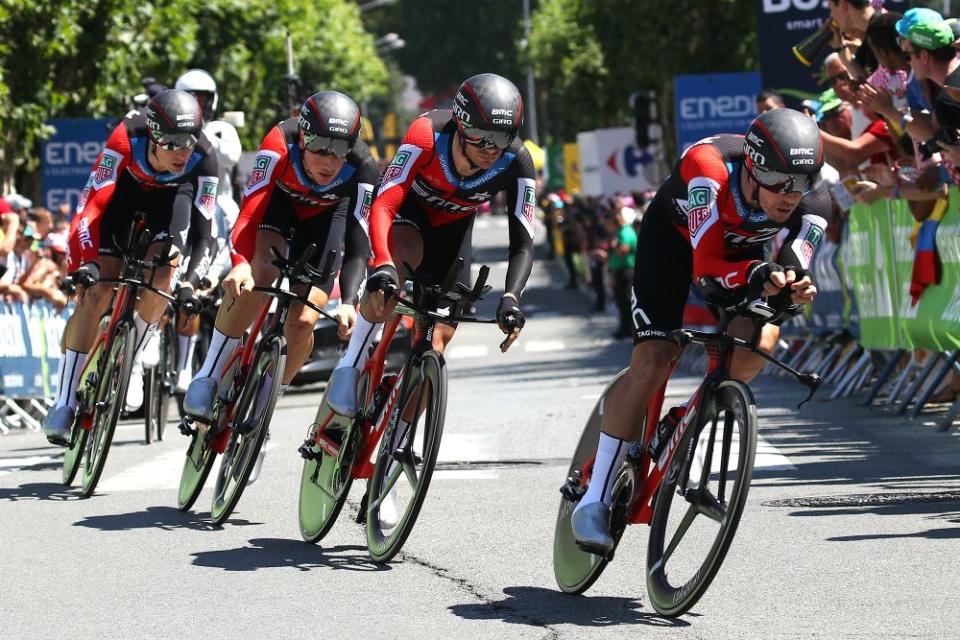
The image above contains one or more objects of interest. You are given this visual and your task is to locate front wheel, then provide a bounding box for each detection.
[646,380,758,617]
[209,336,285,525]
[80,321,135,497]
[145,322,176,443]
[365,351,446,563]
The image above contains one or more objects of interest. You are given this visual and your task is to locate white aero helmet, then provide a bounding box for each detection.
[175,69,218,119]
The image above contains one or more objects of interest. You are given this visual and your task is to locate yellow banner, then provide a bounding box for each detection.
[563,143,581,193]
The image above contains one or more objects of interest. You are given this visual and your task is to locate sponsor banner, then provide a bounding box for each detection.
[545,143,565,192]
[0,301,71,398]
[42,118,113,211]
[576,127,660,197]
[843,193,960,351]
[674,72,761,153]
[753,0,909,103]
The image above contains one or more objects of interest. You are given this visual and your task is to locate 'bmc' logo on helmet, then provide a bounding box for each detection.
[492,109,513,116]
[790,148,814,155]
[328,118,350,126]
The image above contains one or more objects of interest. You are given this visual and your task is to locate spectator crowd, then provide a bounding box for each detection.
[0,195,73,310]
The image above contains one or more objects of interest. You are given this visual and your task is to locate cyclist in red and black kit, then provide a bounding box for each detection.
[572,108,830,553]
[183,91,378,424]
[42,89,218,445]
[326,73,536,417]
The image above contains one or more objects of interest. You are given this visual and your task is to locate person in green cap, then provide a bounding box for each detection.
[896,8,959,89]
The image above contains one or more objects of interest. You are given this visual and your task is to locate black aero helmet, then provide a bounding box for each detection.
[145,89,203,150]
[298,91,362,158]
[453,73,524,150]
[743,108,824,194]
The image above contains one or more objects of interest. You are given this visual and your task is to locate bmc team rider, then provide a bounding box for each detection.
[183,91,379,426]
[42,89,219,445]
[326,73,536,417]
[571,108,830,553]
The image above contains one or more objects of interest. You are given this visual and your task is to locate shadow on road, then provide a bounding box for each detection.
[190,538,389,573]
[449,586,690,629]
[73,506,261,532]
[0,482,83,501]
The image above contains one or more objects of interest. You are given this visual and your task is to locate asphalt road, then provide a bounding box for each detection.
[2,217,960,639]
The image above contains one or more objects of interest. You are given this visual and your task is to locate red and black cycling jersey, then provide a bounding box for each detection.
[645,133,830,289]
[69,111,219,284]
[370,110,537,297]
[231,117,378,304]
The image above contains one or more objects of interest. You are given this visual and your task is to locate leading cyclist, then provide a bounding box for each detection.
[571,108,830,553]
[326,73,536,417]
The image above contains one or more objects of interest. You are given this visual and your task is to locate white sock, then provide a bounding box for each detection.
[132,315,158,364]
[176,334,197,373]
[335,312,381,371]
[54,349,88,410]
[194,328,240,382]
[575,432,629,511]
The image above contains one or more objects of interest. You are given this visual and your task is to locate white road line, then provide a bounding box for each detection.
[523,340,565,353]
[439,433,494,462]
[433,469,498,481]
[446,345,490,359]
[0,454,59,476]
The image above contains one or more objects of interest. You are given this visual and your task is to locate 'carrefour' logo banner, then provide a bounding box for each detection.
[674,72,761,153]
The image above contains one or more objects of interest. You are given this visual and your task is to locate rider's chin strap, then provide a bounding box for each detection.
[457,132,483,172]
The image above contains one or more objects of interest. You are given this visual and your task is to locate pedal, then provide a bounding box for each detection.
[355,491,368,525]
[298,440,322,461]
[559,470,585,502]
[575,541,615,562]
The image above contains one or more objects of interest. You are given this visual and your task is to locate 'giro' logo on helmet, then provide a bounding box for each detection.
[792,158,815,165]
[453,102,470,123]
[745,146,766,166]
[298,115,311,131]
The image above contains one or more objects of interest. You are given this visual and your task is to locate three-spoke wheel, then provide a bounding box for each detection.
[365,351,446,563]
[646,380,757,617]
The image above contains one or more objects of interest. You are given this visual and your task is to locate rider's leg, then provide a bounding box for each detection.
[283,287,329,386]
[194,229,283,383]
[174,308,200,392]
[56,256,123,409]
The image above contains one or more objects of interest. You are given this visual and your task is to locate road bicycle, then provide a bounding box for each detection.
[297,258,511,562]
[553,281,821,616]
[61,214,175,496]
[177,244,335,524]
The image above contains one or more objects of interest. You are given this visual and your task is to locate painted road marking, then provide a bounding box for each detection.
[0,454,60,476]
[446,345,490,360]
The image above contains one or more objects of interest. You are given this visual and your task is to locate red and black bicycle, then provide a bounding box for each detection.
[553,281,820,616]
[297,259,503,563]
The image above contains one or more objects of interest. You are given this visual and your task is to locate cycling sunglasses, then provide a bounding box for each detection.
[749,162,820,195]
[302,131,353,159]
[151,131,199,151]
[457,122,515,150]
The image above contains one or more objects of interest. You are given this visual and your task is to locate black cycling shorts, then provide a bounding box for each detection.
[257,190,345,295]
[631,208,767,343]
[392,201,474,290]
[98,179,178,259]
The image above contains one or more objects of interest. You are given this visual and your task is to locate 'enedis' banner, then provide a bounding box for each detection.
[845,191,960,351]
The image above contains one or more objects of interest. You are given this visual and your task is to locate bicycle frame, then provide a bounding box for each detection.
[312,314,403,479]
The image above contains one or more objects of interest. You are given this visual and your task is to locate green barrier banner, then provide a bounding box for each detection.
[904,188,960,351]
[846,190,960,351]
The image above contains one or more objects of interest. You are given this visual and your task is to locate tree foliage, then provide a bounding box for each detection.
[528,0,758,153]
[0,0,389,193]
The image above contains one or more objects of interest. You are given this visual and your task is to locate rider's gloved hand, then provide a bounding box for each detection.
[746,262,787,299]
[365,264,399,295]
[176,284,201,314]
[72,262,100,288]
[496,295,525,332]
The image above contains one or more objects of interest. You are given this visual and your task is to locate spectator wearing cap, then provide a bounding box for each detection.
[756,91,785,114]
[896,9,959,91]
[829,0,880,80]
